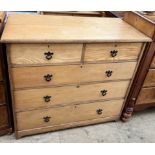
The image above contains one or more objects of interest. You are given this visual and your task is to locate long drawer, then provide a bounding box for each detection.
[84,43,143,62]
[0,105,8,127]
[143,69,155,87]
[151,57,155,68]
[16,99,124,131]
[14,81,129,111]
[0,83,5,104]
[11,62,136,89]
[136,87,155,105]
[9,44,83,65]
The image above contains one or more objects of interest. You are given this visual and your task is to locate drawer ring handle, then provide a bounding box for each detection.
[110,50,118,57]
[44,74,53,82]
[105,70,113,77]
[44,51,54,60]
[43,116,51,122]
[101,90,108,96]
[96,109,103,115]
[44,96,51,102]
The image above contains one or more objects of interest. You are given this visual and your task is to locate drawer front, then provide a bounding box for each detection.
[151,57,155,68]
[14,81,129,111]
[9,44,83,65]
[143,69,155,87]
[136,87,155,105]
[0,105,8,127]
[0,84,5,104]
[16,99,124,130]
[85,43,142,62]
[12,62,136,89]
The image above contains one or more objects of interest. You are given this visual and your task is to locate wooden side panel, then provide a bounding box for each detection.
[124,12,155,38]
[143,69,155,87]
[0,48,3,81]
[0,62,2,81]
[16,99,124,130]
[9,44,83,65]
[0,105,8,127]
[85,43,143,62]
[11,62,136,89]
[0,12,12,135]
[136,87,155,105]
[14,81,129,111]
[151,57,155,68]
[0,83,5,104]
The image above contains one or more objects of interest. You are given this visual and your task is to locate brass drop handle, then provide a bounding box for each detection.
[43,116,51,122]
[44,51,54,60]
[44,96,51,102]
[105,70,113,77]
[110,50,118,57]
[96,109,103,115]
[101,90,108,96]
[44,74,53,82]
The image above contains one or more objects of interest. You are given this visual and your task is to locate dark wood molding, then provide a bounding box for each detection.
[121,42,155,121]
[0,13,13,135]
[105,11,124,18]
[0,44,13,135]
[121,12,155,121]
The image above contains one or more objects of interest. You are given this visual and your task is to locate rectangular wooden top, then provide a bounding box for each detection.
[1,14,151,43]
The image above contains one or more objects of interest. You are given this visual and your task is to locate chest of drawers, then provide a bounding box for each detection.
[121,12,155,120]
[0,12,12,136]
[1,14,151,138]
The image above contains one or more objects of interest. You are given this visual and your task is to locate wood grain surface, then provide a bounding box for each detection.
[0,105,8,127]
[124,12,155,38]
[85,43,143,62]
[136,87,155,105]
[14,81,129,111]
[0,61,2,81]
[1,14,151,43]
[16,99,123,130]
[143,69,155,87]
[9,44,83,65]
[151,57,155,68]
[0,83,5,104]
[11,62,136,89]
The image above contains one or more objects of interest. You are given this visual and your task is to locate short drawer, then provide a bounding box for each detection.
[136,87,155,105]
[84,43,143,62]
[9,44,83,65]
[16,99,124,130]
[0,83,5,104]
[0,105,8,127]
[11,62,136,89]
[151,57,155,68]
[14,81,129,111]
[143,69,155,87]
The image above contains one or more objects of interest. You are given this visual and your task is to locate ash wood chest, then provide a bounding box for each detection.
[1,14,151,138]
[121,12,155,120]
[0,11,12,136]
